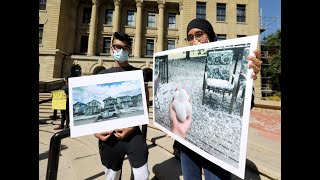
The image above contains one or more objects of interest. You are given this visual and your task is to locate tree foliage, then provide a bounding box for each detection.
[261,29,281,94]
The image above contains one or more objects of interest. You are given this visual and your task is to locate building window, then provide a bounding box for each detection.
[80,36,89,53]
[217,3,226,21]
[237,35,247,38]
[103,37,111,54]
[196,2,206,19]
[167,40,175,50]
[216,34,226,41]
[147,12,156,27]
[168,13,176,28]
[237,4,246,22]
[129,37,133,55]
[83,8,92,24]
[39,24,44,44]
[105,9,113,25]
[146,39,154,56]
[39,0,46,10]
[127,11,135,26]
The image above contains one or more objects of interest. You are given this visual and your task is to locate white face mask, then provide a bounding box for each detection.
[112,49,129,63]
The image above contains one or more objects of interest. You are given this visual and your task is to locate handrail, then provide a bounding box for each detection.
[44,79,149,180]
[39,98,52,104]
[46,128,71,180]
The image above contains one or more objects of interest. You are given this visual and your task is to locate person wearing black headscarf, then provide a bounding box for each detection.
[169,18,262,180]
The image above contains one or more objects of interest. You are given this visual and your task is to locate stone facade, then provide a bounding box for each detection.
[39,0,261,98]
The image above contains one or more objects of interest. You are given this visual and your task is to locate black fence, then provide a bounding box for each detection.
[42,86,149,180]
[46,129,70,180]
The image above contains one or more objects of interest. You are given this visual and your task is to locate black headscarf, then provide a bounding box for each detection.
[187,18,217,42]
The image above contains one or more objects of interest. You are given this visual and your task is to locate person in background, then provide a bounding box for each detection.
[54,76,70,130]
[169,18,262,180]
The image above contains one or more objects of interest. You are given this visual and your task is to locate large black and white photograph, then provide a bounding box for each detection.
[153,35,258,178]
[68,70,149,138]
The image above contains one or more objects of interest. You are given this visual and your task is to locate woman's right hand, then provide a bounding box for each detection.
[94,130,113,141]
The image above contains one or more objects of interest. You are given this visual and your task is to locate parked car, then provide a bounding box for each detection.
[97,108,119,120]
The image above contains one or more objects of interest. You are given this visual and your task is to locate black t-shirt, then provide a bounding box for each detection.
[98,65,145,142]
[60,83,69,105]
[61,83,68,95]
[98,65,140,74]
[98,65,150,82]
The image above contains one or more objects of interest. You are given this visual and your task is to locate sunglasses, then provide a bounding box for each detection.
[185,31,205,42]
[112,44,131,53]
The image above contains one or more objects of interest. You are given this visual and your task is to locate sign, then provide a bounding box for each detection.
[153,35,259,179]
[51,90,66,110]
[68,70,149,138]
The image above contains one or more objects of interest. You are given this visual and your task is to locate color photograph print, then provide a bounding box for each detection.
[68,70,149,138]
[153,35,258,179]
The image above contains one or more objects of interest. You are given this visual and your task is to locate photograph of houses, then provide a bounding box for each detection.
[69,70,149,138]
[153,35,258,178]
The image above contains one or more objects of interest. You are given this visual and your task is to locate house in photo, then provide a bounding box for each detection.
[131,94,143,106]
[116,96,133,109]
[102,96,118,110]
[73,102,87,115]
[84,100,102,115]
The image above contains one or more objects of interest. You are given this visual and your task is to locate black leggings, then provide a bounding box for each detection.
[60,110,69,127]
[60,101,69,127]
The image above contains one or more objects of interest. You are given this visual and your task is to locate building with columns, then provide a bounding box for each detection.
[39,0,261,98]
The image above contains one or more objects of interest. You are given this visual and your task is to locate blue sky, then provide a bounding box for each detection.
[72,80,142,105]
[259,0,281,38]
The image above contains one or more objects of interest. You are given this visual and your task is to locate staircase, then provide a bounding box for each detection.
[39,92,61,125]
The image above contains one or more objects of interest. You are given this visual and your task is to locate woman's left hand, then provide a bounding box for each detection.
[248,50,262,80]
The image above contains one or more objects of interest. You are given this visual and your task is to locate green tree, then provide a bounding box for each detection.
[261,29,281,95]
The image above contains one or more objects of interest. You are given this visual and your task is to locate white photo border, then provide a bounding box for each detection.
[153,35,259,179]
[68,70,149,138]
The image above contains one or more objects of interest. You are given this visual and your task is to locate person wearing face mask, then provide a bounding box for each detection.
[169,18,262,180]
[94,32,150,180]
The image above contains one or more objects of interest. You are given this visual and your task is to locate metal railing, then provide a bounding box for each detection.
[44,126,147,180]
[46,129,71,180]
[43,86,150,180]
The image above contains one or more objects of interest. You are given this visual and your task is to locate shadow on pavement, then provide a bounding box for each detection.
[231,159,262,180]
[150,135,167,144]
[39,144,68,161]
[152,157,182,180]
[84,171,105,180]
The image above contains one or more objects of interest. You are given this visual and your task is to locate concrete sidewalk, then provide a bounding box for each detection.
[39,115,280,180]
[39,123,183,180]
[39,93,280,180]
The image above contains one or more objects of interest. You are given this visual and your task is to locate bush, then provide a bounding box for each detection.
[261,96,281,101]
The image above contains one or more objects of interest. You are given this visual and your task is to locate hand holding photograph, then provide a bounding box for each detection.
[170,88,193,139]
[153,35,258,179]
[68,70,149,138]
[172,88,192,123]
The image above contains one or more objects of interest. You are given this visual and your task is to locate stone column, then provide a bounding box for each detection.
[87,0,101,56]
[179,1,184,47]
[134,0,143,58]
[113,0,121,33]
[157,1,165,52]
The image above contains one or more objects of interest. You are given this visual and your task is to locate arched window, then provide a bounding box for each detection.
[93,66,106,75]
